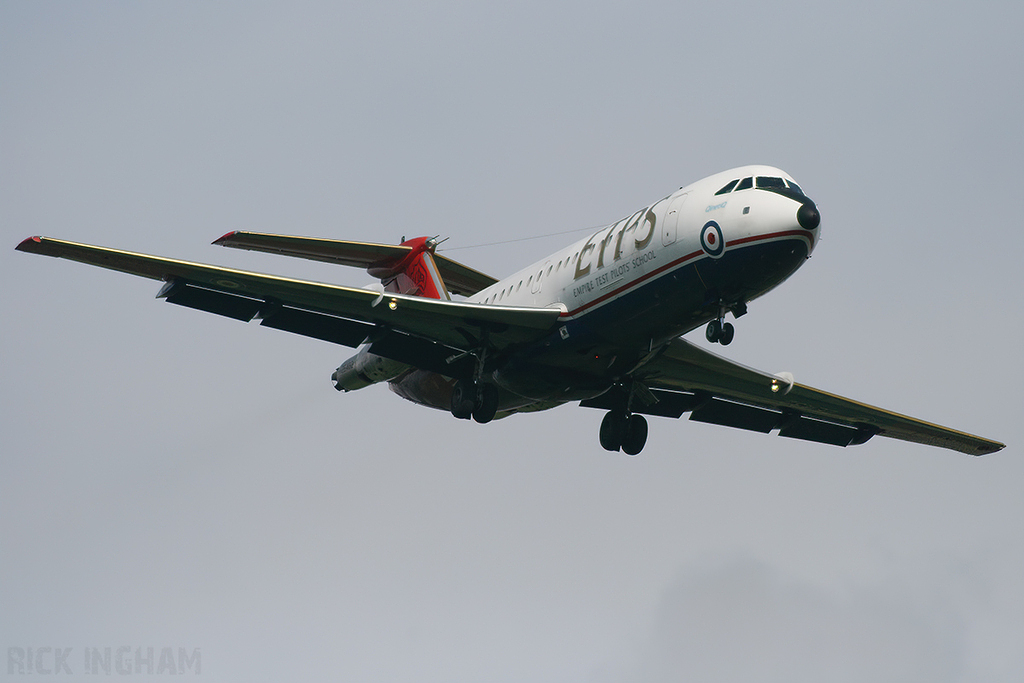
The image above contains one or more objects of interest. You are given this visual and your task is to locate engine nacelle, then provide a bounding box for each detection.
[332,345,409,392]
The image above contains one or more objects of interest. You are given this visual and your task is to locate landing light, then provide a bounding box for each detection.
[388,299,398,310]
[771,372,795,395]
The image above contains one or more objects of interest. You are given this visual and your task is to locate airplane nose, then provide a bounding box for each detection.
[797,200,820,230]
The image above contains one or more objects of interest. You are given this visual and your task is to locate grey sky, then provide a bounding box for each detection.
[3,1,1022,680]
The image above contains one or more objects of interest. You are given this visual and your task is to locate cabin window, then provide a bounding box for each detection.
[736,177,753,191]
[756,176,785,189]
[715,179,739,195]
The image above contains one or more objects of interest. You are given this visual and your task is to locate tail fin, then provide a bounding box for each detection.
[372,237,451,300]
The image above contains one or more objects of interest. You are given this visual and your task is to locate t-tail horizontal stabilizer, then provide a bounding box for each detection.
[213,232,498,297]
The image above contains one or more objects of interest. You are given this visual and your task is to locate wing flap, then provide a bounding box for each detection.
[16,236,560,353]
[156,279,377,347]
[257,306,374,347]
[778,415,874,447]
[580,387,700,418]
[689,398,781,433]
[635,337,1004,456]
[159,280,264,322]
[582,385,878,446]
[367,331,475,379]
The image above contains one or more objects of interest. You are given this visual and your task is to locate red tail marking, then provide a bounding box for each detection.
[375,237,450,300]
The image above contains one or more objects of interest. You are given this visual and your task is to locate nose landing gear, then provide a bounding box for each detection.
[705,319,735,345]
[705,301,746,345]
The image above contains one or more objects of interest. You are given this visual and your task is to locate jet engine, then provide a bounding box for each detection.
[332,345,409,392]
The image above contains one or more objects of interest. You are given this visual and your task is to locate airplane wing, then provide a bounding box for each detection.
[603,337,1003,456]
[15,237,561,364]
[212,231,499,296]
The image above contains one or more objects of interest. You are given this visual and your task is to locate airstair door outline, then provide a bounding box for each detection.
[663,193,688,246]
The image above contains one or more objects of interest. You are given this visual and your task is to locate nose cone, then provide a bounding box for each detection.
[797,200,820,230]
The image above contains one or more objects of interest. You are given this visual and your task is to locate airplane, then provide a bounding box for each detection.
[16,165,1004,456]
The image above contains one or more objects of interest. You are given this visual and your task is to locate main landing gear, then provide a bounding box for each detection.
[450,379,500,424]
[448,338,500,424]
[600,410,648,456]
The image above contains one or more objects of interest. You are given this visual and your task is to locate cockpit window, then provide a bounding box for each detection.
[756,176,786,189]
[736,177,753,191]
[714,179,739,195]
[785,179,804,195]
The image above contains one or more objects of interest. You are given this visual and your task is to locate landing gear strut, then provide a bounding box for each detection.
[599,410,648,455]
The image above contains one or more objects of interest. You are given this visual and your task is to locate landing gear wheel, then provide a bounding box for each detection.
[706,320,722,343]
[599,410,629,451]
[450,380,475,420]
[706,319,735,345]
[719,322,735,346]
[621,414,648,456]
[472,384,499,424]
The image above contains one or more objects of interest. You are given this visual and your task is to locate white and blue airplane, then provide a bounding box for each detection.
[17,165,1004,456]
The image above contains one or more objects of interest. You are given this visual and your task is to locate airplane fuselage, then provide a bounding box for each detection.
[17,165,1003,455]
[390,165,820,414]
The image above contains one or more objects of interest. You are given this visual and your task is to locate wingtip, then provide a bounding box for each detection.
[16,236,44,252]
[977,441,1007,456]
[212,231,238,246]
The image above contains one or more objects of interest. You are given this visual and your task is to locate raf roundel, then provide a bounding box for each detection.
[700,221,725,258]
